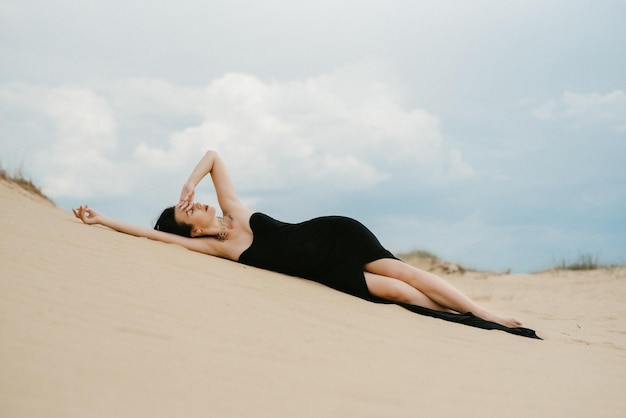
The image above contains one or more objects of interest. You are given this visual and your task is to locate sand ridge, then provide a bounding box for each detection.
[1,178,625,417]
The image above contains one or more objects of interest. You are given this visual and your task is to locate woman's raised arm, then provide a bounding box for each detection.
[72,205,211,254]
[178,150,243,215]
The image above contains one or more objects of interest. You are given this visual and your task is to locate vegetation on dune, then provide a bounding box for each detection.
[555,253,602,271]
[0,166,54,204]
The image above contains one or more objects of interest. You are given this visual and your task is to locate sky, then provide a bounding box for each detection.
[1,0,625,272]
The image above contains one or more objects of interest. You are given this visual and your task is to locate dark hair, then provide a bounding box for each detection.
[154,206,192,237]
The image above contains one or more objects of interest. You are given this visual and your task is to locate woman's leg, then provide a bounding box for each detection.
[364,272,455,312]
[365,258,522,328]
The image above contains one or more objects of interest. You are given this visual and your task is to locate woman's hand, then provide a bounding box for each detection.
[177,182,195,211]
[72,205,104,225]
[176,150,244,215]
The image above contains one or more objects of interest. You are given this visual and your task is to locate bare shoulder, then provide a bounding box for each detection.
[228,206,255,231]
[215,207,255,260]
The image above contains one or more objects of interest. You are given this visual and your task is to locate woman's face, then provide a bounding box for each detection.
[174,202,217,236]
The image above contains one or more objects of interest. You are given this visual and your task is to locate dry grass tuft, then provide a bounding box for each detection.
[555,253,601,271]
[0,166,54,205]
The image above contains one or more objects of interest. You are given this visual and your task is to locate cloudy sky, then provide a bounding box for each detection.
[1,0,624,272]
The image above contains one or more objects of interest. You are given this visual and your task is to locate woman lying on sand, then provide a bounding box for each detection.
[73,150,525,330]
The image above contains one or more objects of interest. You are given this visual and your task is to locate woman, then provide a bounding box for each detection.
[73,150,533,335]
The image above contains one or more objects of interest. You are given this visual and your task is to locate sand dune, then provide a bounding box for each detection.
[1,178,625,417]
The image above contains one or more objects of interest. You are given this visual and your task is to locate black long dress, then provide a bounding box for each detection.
[238,212,396,298]
[238,213,541,339]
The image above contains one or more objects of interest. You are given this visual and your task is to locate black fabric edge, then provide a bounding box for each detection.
[369,297,542,340]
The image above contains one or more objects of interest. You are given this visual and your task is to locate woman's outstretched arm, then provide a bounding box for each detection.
[178,150,244,215]
[72,205,211,254]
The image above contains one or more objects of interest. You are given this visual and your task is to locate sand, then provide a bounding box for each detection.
[1,178,625,417]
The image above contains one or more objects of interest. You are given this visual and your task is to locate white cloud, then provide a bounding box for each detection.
[41,88,116,143]
[0,83,125,197]
[1,71,473,203]
[562,90,626,122]
[530,90,626,131]
[37,86,127,198]
[136,71,474,194]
